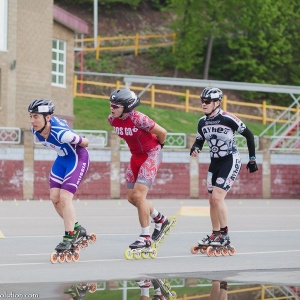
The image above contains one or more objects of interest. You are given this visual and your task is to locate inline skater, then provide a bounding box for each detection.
[108,88,171,255]
[190,87,258,256]
[28,99,94,262]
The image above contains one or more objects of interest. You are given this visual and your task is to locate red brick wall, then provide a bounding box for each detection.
[33,161,111,200]
[271,165,300,199]
[119,162,190,199]
[1,159,300,200]
[0,160,23,200]
[198,163,263,199]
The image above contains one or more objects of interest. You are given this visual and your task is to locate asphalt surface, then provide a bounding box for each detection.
[0,198,300,299]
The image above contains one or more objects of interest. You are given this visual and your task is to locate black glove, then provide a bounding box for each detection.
[190,146,200,156]
[160,143,164,149]
[246,161,258,173]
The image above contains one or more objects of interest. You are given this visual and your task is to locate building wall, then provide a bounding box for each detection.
[16,0,53,129]
[0,0,75,129]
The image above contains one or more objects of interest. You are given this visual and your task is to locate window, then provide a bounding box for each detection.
[0,0,8,51]
[52,39,66,87]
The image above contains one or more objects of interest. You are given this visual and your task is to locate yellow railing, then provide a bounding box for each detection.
[75,33,176,59]
[176,285,297,300]
[73,76,299,125]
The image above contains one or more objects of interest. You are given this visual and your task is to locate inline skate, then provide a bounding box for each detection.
[151,279,177,299]
[72,225,97,252]
[152,216,177,249]
[50,236,80,263]
[206,234,236,257]
[124,235,157,260]
[64,282,97,299]
[190,233,216,255]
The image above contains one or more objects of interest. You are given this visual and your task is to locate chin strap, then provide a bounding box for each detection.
[37,115,48,133]
[205,104,221,118]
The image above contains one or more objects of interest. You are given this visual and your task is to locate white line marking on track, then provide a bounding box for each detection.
[4,229,300,239]
[2,249,300,268]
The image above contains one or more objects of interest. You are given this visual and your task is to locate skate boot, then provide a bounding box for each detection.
[190,233,216,255]
[151,279,177,300]
[124,235,157,260]
[50,235,80,264]
[207,234,236,256]
[136,279,151,288]
[152,216,177,248]
[220,281,228,291]
[64,283,95,299]
[73,225,97,251]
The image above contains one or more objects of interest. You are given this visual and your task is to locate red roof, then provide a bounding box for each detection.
[53,5,89,34]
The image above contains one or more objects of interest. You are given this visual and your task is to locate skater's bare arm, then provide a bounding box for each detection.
[150,123,167,145]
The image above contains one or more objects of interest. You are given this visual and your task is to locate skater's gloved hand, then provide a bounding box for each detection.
[246,160,258,173]
[190,146,200,156]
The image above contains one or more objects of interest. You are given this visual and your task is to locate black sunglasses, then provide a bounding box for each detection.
[110,103,123,109]
[201,100,213,105]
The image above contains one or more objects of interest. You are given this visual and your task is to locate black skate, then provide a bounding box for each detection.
[50,235,80,264]
[152,216,177,248]
[190,233,216,255]
[206,234,236,257]
[151,279,177,300]
[64,282,97,299]
[124,235,157,260]
[72,225,97,252]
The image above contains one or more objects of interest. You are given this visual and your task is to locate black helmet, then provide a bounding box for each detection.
[200,87,223,102]
[110,88,140,113]
[28,99,55,115]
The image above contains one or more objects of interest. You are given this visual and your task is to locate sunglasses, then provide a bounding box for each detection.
[201,100,213,105]
[110,103,123,109]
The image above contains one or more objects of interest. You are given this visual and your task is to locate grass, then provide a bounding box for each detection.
[73,97,269,135]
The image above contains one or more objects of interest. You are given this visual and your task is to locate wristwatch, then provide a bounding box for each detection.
[249,156,256,161]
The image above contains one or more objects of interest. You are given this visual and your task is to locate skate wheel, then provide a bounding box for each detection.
[72,251,80,262]
[141,251,149,259]
[124,248,133,260]
[221,247,229,256]
[74,245,80,252]
[190,246,200,254]
[228,245,236,256]
[164,282,171,290]
[50,252,58,264]
[133,251,142,260]
[169,216,177,227]
[88,233,97,244]
[88,283,97,293]
[149,248,157,259]
[214,248,222,257]
[200,246,207,254]
[170,291,177,299]
[58,253,65,263]
[82,240,89,249]
[206,246,214,257]
[65,252,72,263]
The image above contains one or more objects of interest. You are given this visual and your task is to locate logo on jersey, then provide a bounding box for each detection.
[203,126,230,135]
[114,126,138,136]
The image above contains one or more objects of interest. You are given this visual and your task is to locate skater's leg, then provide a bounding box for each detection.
[209,187,228,230]
[127,183,150,228]
[60,189,76,232]
[209,281,220,300]
[50,188,63,218]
